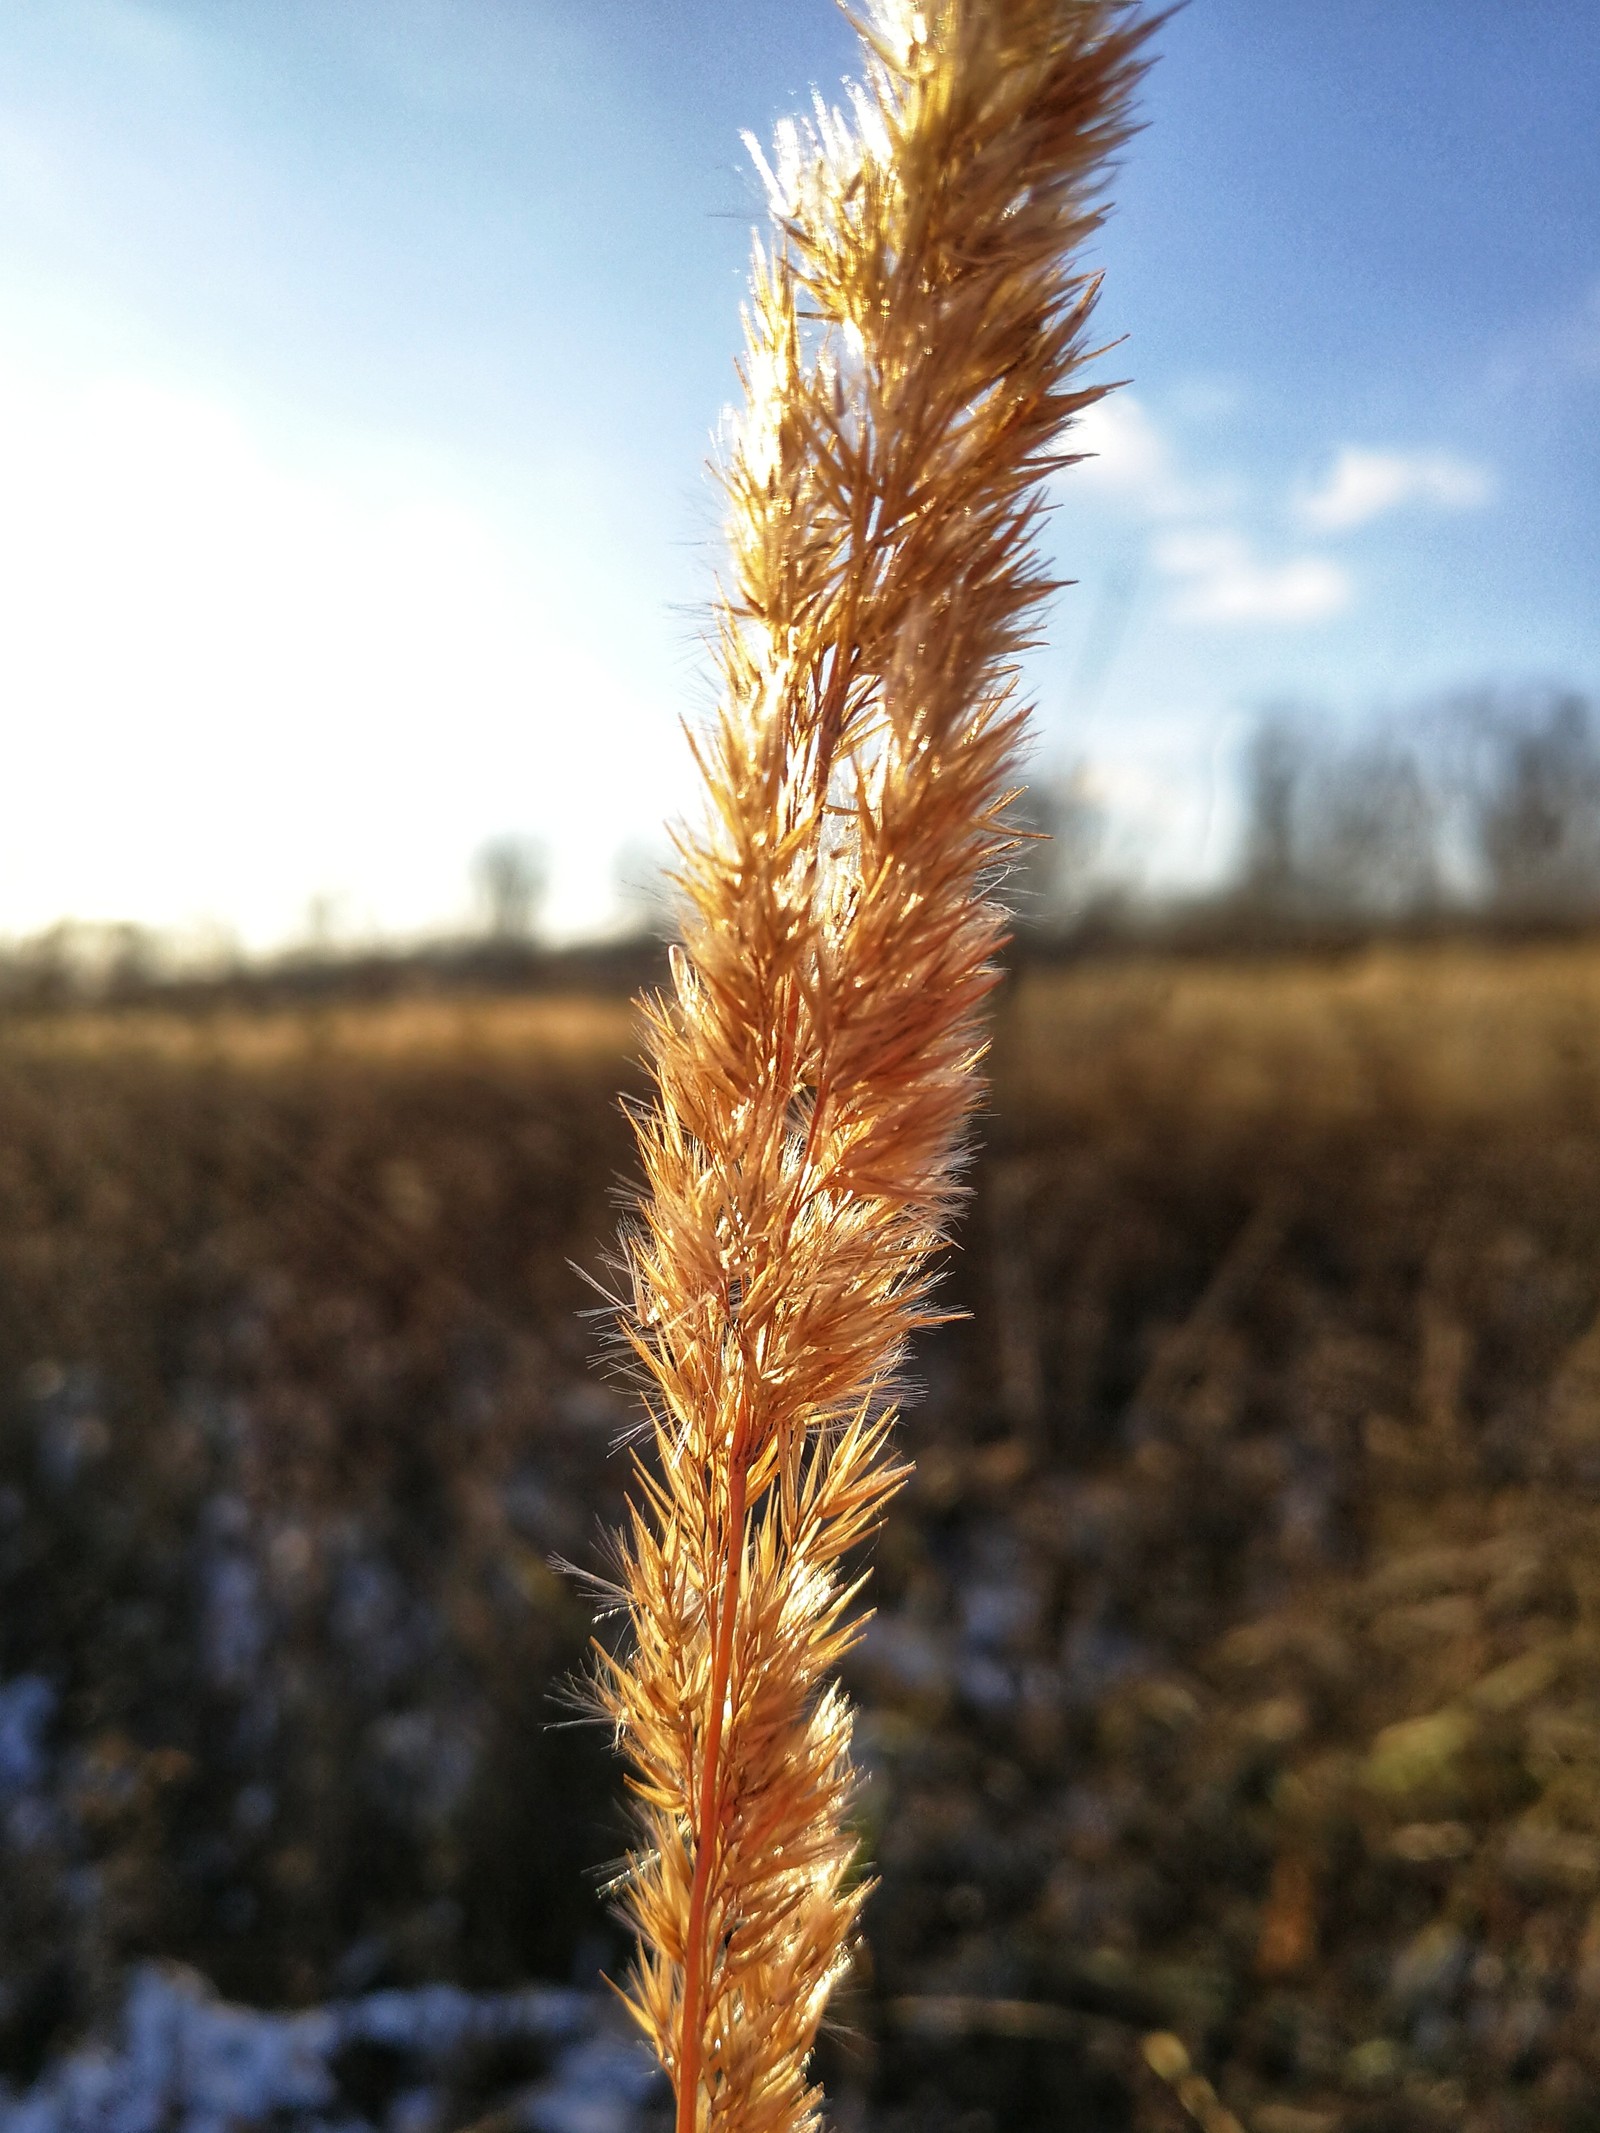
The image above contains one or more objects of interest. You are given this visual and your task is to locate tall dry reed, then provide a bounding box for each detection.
[593,5,1152,2127]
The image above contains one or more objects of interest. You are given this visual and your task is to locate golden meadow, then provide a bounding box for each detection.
[5,938,1600,2125]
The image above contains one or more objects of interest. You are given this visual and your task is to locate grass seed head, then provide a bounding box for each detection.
[593,5,1155,2127]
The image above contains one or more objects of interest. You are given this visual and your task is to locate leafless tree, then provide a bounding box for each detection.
[472,836,547,943]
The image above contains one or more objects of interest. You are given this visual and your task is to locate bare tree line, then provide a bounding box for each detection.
[3,686,1598,1006]
[1016,685,1600,939]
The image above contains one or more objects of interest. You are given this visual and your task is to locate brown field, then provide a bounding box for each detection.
[7,939,1600,2130]
[0,990,641,1067]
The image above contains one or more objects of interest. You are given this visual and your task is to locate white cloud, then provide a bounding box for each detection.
[1154,529,1350,626]
[1299,445,1492,533]
[1070,392,1171,495]
[1066,391,1216,518]
[1065,394,1354,629]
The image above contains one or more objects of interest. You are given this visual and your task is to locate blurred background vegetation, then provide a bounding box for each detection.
[10,825,1600,2127]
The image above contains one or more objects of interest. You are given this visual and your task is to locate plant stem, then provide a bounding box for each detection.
[676,1445,748,2133]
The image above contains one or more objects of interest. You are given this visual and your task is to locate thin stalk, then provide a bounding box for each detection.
[676,1445,748,2133]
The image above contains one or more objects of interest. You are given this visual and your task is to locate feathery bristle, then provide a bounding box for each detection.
[592,6,1154,2127]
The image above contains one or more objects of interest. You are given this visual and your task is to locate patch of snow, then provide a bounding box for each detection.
[0,1964,658,2133]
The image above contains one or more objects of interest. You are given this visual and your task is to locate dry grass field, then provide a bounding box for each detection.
[6,939,1600,2129]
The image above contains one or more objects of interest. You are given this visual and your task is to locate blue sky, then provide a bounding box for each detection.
[0,0,1594,947]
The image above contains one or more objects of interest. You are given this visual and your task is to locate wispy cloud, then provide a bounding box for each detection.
[1483,283,1600,401]
[1068,392,1211,517]
[1556,281,1600,379]
[1069,393,1351,629]
[1154,529,1350,626]
[1299,445,1492,533]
